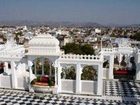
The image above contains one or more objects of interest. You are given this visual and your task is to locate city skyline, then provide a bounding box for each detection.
[0,0,140,25]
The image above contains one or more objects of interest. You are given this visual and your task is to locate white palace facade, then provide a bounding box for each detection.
[0,32,140,96]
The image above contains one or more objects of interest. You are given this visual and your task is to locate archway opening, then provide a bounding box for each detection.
[61,65,76,93]
[113,54,136,80]
[31,57,55,87]
[81,65,97,94]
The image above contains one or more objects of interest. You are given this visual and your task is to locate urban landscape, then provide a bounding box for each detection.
[0,0,140,105]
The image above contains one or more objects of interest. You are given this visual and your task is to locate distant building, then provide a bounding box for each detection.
[95,28,101,34]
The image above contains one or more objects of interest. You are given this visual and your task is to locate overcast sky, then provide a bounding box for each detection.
[0,0,140,25]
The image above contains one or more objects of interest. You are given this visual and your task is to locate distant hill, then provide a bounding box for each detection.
[0,20,139,28]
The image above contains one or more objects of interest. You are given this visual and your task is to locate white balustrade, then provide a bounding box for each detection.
[81,80,97,94]
[61,79,75,93]
[60,54,101,61]
[0,75,12,88]
[102,48,118,52]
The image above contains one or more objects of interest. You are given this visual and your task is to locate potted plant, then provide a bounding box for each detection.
[31,75,55,93]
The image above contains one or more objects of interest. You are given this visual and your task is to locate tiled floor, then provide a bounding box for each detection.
[0,89,139,105]
[0,80,140,105]
[104,80,140,97]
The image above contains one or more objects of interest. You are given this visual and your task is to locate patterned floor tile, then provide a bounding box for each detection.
[0,81,140,105]
[104,80,140,97]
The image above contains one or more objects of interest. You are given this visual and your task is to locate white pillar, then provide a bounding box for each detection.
[34,59,37,75]
[54,67,57,86]
[11,61,17,89]
[49,63,52,77]
[119,54,122,66]
[4,62,8,73]
[57,63,62,93]
[54,61,57,86]
[41,58,44,75]
[76,63,82,94]
[97,63,103,95]
[28,60,34,92]
[109,54,114,79]
[136,53,140,80]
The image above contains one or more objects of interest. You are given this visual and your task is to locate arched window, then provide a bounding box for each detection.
[81,66,97,80]
[61,66,76,80]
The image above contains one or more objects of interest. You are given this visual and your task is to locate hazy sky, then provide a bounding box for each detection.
[0,0,140,25]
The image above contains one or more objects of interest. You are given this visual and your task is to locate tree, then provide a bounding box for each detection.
[14,31,23,44]
[62,43,95,55]
[80,44,95,55]
[130,32,140,41]
[62,43,82,54]
[81,66,97,80]
[61,66,76,79]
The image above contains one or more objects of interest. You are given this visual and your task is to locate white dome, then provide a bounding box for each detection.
[29,33,59,47]
[27,33,60,56]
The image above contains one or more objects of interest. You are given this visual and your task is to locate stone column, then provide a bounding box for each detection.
[28,60,34,92]
[4,62,8,73]
[49,63,52,77]
[41,58,44,75]
[57,63,62,93]
[11,61,17,89]
[76,63,82,94]
[52,61,58,94]
[135,53,140,80]
[34,59,37,75]
[54,61,57,86]
[109,54,114,79]
[119,53,122,66]
[97,63,103,95]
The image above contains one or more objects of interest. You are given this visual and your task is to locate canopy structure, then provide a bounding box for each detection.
[27,33,60,57]
[0,33,25,61]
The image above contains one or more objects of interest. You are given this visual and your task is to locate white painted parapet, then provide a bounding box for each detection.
[60,54,102,61]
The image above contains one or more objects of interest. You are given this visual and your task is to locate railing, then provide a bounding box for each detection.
[61,79,97,95]
[0,75,12,88]
[102,47,136,54]
[102,48,118,52]
[103,68,109,79]
[60,54,101,61]
[61,79,75,93]
[81,80,97,94]
[0,50,25,58]
[17,76,29,90]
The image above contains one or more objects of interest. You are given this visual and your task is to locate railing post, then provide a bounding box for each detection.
[11,61,17,89]
[97,63,103,95]
[76,63,82,94]
[109,54,114,79]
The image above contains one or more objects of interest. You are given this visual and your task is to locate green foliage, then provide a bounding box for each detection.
[130,32,140,41]
[36,76,41,81]
[14,31,23,44]
[30,79,37,85]
[110,34,116,37]
[81,66,97,80]
[62,43,94,55]
[15,31,23,36]
[80,44,95,55]
[61,66,76,80]
[48,78,55,86]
